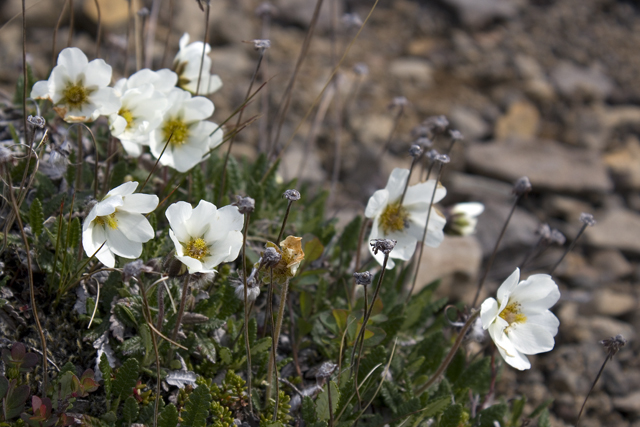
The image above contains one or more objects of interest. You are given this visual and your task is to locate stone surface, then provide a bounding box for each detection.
[444,172,513,203]
[604,137,640,190]
[591,289,637,317]
[466,139,613,193]
[272,0,344,32]
[590,249,634,281]
[494,100,540,140]
[439,0,522,30]
[474,201,539,255]
[551,62,614,100]
[613,391,640,415]
[449,106,490,141]
[586,209,640,254]
[388,58,434,89]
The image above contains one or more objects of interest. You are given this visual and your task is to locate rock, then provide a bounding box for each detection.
[474,201,539,255]
[613,391,640,414]
[278,143,326,184]
[413,235,483,302]
[543,195,594,222]
[494,100,540,140]
[351,114,395,151]
[439,0,522,30]
[591,289,637,317]
[449,106,490,141]
[590,249,634,281]
[586,209,640,254]
[444,172,513,203]
[551,62,614,100]
[604,136,640,190]
[388,58,434,89]
[272,0,344,32]
[579,316,635,343]
[466,139,613,193]
[83,0,140,28]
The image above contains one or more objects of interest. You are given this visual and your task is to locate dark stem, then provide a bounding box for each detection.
[350,218,371,305]
[242,212,254,414]
[549,223,588,276]
[398,156,418,208]
[67,0,74,47]
[195,3,210,95]
[287,297,303,378]
[169,274,190,361]
[52,0,69,68]
[519,236,544,270]
[471,196,520,307]
[576,355,610,427]
[124,0,132,76]
[276,200,293,243]
[377,105,404,160]
[137,279,161,427]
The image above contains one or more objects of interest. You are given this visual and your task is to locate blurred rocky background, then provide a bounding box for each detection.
[1,0,639,425]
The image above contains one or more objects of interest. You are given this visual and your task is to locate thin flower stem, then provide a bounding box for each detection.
[350,218,371,305]
[398,156,418,208]
[576,355,609,427]
[169,274,191,361]
[471,196,520,307]
[407,162,444,300]
[377,105,404,160]
[93,0,102,58]
[549,223,588,276]
[519,236,544,270]
[267,279,289,402]
[75,126,83,190]
[67,0,74,47]
[124,0,133,76]
[195,2,210,96]
[218,51,265,204]
[140,132,173,192]
[415,310,480,395]
[161,0,175,68]
[144,0,161,69]
[327,0,342,211]
[136,277,161,427]
[287,297,303,378]
[87,277,100,329]
[21,0,29,196]
[276,200,294,243]
[241,212,254,414]
[135,9,145,71]
[258,7,272,153]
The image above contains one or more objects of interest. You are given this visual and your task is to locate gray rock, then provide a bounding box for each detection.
[388,58,434,89]
[272,0,344,32]
[449,106,490,141]
[586,209,640,254]
[474,200,539,255]
[444,172,513,203]
[591,289,637,317]
[613,391,640,414]
[440,0,522,30]
[551,62,614,100]
[466,139,613,193]
[590,249,634,281]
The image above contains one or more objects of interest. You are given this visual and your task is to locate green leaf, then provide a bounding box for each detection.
[510,396,526,426]
[99,352,112,401]
[8,123,20,145]
[112,358,140,400]
[219,347,232,365]
[439,403,463,427]
[537,408,551,427]
[303,236,324,263]
[316,381,339,421]
[109,160,127,189]
[122,395,139,423]
[191,164,206,203]
[251,336,272,356]
[180,383,211,427]
[420,396,451,419]
[194,333,217,363]
[474,403,507,427]
[455,357,491,393]
[68,217,81,248]
[29,198,44,237]
[301,396,317,424]
[139,324,154,366]
[158,403,179,427]
[0,375,8,399]
[528,398,553,419]
[4,381,30,420]
[138,400,165,424]
[446,349,466,386]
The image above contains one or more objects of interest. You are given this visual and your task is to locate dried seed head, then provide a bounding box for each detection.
[234,281,260,303]
[233,195,255,214]
[426,149,440,161]
[600,334,627,358]
[251,39,271,50]
[435,153,450,164]
[448,129,463,141]
[353,62,369,76]
[315,361,337,380]
[513,176,532,196]
[389,96,409,109]
[27,115,46,128]
[261,246,282,269]
[415,137,433,148]
[0,146,14,165]
[580,212,596,227]
[409,144,424,159]
[122,259,154,281]
[370,238,397,255]
[423,115,449,133]
[536,223,551,240]
[549,229,566,245]
[353,271,373,286]
[255,1,277,17]
[411,124,431,139]
[283,189,301,201]
[137,7,150,17]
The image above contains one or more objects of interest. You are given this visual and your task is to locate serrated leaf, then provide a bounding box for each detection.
[194,334,216,363]
[109,160,127,189]
[528,398,553,419]
[510,396,526,426]
[421,396,451,418]
[165,370,197,389]
[182,312,209,325]
[29,198,44,237]
[439,403,463,427]
[219,347,232,365]
[138,399,165,424]
[316,381,339,421]
[475,403,507,427]
[537,408,551,427]
[454,357,491,393]
[180,383,211,427]
[301,396,318,424]
[250,336,272,356]
[123,395,139,423]
[112,358,139,400]
[68,217,81,248]
[158,403,179,427]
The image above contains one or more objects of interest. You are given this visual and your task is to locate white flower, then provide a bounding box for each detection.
[82,182,159,268]
[173,33,223,95]
[445,202,484,236]
[480,268,560,370]
[165,200,244,274]
[31,47,120,123]
[364,168,447,269]
[148,88,223,172]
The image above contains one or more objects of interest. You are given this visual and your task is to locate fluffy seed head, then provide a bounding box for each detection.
[283,189,301,201]
[261,246,282,269]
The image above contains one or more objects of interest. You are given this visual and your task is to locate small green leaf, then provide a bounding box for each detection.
[303,236,324,263]
[158,403,179,427]
[510,396,526,426]
[180,383,211,427]
[439,403,463,427]
[194,333,217,363]
[251,336,272,356]
[99,353,112,401]
[301,396,317,424]
[68,217,81,248]
[29,198,44,237]
[123,395,139,423]
[112,358,139,400]
[528,398,553,419]
[537,408,551,427]
[475,403,507,427]
[316,381,339,421]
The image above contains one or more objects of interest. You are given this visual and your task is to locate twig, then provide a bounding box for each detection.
[195,2,210,95]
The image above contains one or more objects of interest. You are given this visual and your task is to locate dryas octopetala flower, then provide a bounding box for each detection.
[109,69,177,157]
[260,236,305,284]
[365,168,446,269]
[82,182,159,268]
[480,268,560,370]
[173,33,223,95]
[31,47,120,123]
[444,202,484,236]
[148,88,223,172]
[165,200,244,274]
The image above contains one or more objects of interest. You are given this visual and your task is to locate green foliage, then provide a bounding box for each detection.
[538,408,551,427]
[261,391,292,426]
[474,403,507,427]
[99,353,113,401]
[181,383,211,427]
[158,404,179,427]
[439,403,463,427]
[0,377,29,421]
[316,382,339,421]
[28,198,44,237]
[112,358,140,401]
[122,396,139,424]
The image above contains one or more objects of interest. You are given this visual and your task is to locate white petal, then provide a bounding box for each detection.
[95,196,124,216]
[403,179,447,207]
[121,193,159,214]
[57,48,88,81]
[204,229,243,268]
[497,268,521,303]
[452,202,484,218]
[107,181,138,197]
[106,227,142,259]
[187,200,218,238]
[169,139,207,173]
[176,254,210,274]
[114,212,154,243]
[153,69,179,93]
[385,168,409,202]
[165,202,193,243]
[365,189,389,219]
[84,59,112,88]
[199,121,223,150]
[524,310,560,338]
[182,96,214,122]
[496,344,531,370]
[110,114,127,136]
[203,74,223,95]
[203,204,243,242]
[508,322,556,355]
[120,139,143,157]
[179,33,190,50]
[480,298,499,330]
[169,230,185,256]
[91,87,121,116]
[510,274,560,312]
[31,80,51,100]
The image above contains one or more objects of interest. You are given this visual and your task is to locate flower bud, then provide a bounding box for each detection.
[260,247,282,269]
[353,271,372,286]
[512,176,532,196]
[370,239,396,255]
[233,195,255,214]
[580,212,596,227]
[409,144,424,159]
[283,189,301,201]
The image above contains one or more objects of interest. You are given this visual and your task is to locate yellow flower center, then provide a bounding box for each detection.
[119,108,135,129]
[379,201,409,235]
[95,213,118,230]
[185,238,209,261]
[63,82,90,109]
[499,301,527,327]
[163,118,190,146]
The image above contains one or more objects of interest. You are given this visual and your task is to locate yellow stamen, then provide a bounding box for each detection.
[379,201,409,235]
[62,82,90,109]
[499,301,527,326]
[119,108,135,129]
[185,238,209,261]
[163,118,190,146]
[95,213,118,230]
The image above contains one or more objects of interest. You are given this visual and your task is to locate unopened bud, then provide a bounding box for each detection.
[513,176,532,196]
[580,212,596,227]
[27,115,46,128]
[370,239,396,255]
[409,144,424,159]
[448,129,463,141]
[353,271,372,286]
[283,189,301,201]
[600,334,627,358]
[423,115,449,133]
[251,39,271,50]
[233,195,255,214]
[261,247,282,269]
